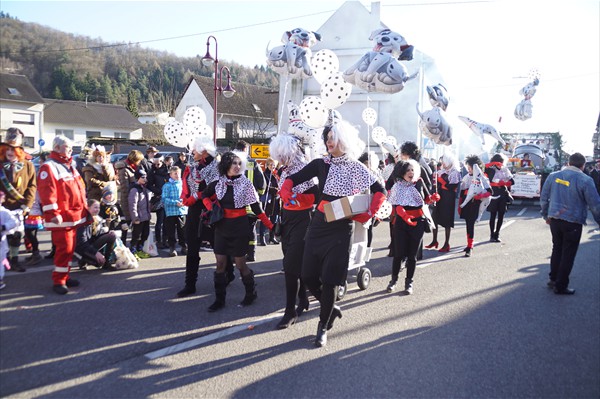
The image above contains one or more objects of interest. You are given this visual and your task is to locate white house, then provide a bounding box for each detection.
[278,1,446,158]
[43,99,143,151]
[0,73,45,149]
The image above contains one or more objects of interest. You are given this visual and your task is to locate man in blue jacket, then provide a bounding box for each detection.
[540,152,600,295]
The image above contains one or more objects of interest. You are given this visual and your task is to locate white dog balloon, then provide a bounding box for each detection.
[416,103,452,146]
[458,116,505,146]
[266,28,321,79]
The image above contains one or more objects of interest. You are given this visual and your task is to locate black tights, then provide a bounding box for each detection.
[25,229,39,252]
[489,211,505,235]
[284,272,308,313]
[304,279,336,324]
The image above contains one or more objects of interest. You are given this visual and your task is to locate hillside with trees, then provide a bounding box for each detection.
[0,12,279,115]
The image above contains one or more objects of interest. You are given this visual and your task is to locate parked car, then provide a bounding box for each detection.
[110,153,128,164]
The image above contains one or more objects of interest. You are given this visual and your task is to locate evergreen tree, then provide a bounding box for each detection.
[126,87,139,117]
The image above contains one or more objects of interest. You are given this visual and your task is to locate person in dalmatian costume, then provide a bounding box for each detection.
[176,136,220,298]
[201,151,273,312]
[386,159,440,295]
[485,153,515,243]
[37,135,87,294]
[280,120,386,348]
[269,132,319,330]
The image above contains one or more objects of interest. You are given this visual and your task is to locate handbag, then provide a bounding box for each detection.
[208,200,224,225]
[150,195,163,212]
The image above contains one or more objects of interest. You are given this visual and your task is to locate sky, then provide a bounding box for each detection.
[2,0,599,156]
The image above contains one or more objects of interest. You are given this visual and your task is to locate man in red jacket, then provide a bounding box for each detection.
[37,136,87,294]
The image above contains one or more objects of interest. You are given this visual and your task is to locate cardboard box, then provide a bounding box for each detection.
[323,194,371,222]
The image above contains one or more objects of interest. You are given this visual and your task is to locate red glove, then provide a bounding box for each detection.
[352,212,372,224]
[182,196,197,207]
[425,193,441,204]
[257,212,274,230]
[202,197,213,211]
[395,206,417,226]
[279,179,295,205]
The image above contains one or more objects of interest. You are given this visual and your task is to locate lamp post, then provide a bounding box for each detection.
[201,35,235,145]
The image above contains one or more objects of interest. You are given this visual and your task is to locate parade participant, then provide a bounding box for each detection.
[540,152,600,295]
[128,169,151,258]
[114,150,144,246]
[427,153,461,252]
[269,133,318,329]
[37,135,87,294]
[386,159,439,294]
[232,140,265,262]
[176,137,219,298]
[0,128,36,272]
[258,157,280,246]
[201,151,272,312]
[81,145,115,201]
[459,155,491,257]
[280,120,386,347]
[485,153,514,242]
[100,182,126,234]
[161,166,187,257]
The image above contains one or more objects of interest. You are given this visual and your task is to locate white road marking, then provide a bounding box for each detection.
[517,207,527,216]
[500,220,516,230]
[144,311,284,360]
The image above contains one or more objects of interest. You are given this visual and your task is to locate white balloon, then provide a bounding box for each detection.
[320,72,352,109]
[362,107,377,126]
[375,200,392,220]
[300,96,328,129]
[164,121,188,147]
[312,49,340,85]
[371,126,387,144]
[183,106,207,133]
[382,135,398,148]
[198,124,213,138]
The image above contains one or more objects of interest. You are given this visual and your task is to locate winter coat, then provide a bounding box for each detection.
[82,161,116,201]
[128,183,151,223]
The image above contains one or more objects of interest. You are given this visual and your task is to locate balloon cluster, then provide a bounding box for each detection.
[514,71,540,121]
[285,100,326,161]
[416,84,453,146]
[163,107,213,149]
[343,28,417,94]
[362,106,398,158]
[266,28,322,79]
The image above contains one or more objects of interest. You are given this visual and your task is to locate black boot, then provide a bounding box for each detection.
[403,278,413,295]
[8,257,26,272]
[315,321,328,347]
[276,310,298,329]
[258,234,267,246]
[45,246,56,259]
[326,305,342,330]
[386,278,397,293]
[208,272,228,312]
[177,285,196,298]
[240,270,257,306]
[225,257,236,286]
[268,230,280,245]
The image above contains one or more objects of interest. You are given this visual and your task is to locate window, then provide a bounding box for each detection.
[86,131,101,138]
[13,112,34,125]
[114,132,130,139]
[55,129,74,140]
[7,88,21,96]
[23,136,34,148]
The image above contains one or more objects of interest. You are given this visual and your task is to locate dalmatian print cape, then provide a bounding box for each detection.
[187,159,219,194]
[388,179,423,207]
[278,158,315,194]
[215,175,259,209]
[323,155,377,197]
[199,158,219,185]
[438,167,461,185]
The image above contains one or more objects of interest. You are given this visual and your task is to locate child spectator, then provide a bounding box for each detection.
[23,192,44,265]
[161,166,188,257]
[75,199,117,269]
[0,191,21,289]
[128,169,152,258]
[100,182,127,236]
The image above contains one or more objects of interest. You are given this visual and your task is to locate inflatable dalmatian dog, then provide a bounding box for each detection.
[343,28,417,93]
[416,103,453,145]
[458,116,505,146]
[267,28,321,78]
[287,100,317,142]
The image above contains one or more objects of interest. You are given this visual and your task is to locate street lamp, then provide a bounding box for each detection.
[201,35,235,145]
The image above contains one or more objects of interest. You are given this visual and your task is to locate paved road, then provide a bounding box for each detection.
[1,202,599,398]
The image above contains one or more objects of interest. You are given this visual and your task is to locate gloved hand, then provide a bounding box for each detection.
[202,197,213,211]
[279,179,295,206]
[257,213,274,230]
[352,212,372,224]
[395,206,417,227]
[182,196,197,207]
[425,193,441,204]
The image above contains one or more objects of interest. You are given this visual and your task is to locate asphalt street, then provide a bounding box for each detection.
[1,201,599,398]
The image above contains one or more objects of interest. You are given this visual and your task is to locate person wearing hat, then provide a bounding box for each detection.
[0,127,37,272]
[82,145,116,201]
[147,153,170,249]
[37,135,87,294]
[174,152,188,172]
[139,146,159,176]
[128,168,152,258]
[100,181,126,234]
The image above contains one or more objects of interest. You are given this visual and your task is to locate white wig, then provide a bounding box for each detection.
[327,120,365,160]
[269,132,304,166]
[192,136,216,157]
[441,152,459,170]
[53,135,73,149]
[407,159,422,183]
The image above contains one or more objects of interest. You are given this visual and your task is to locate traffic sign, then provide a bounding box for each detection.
[423,138,435,150]
[38,139,45,147]
[250,144,269,158]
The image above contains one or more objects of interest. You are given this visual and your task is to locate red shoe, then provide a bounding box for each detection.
[438,244,450,252]
[425,241,438,249]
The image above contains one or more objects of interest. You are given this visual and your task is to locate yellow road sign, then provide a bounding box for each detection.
[250,144,270,159]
